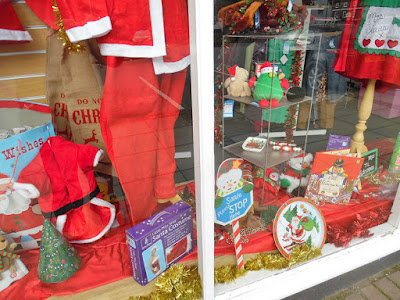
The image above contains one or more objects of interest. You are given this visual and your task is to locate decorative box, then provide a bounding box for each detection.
[242,137,267,153]
[358,87,400,119]
[126,201,194,286]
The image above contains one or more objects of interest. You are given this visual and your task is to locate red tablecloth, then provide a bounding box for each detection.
[1,140,397,299]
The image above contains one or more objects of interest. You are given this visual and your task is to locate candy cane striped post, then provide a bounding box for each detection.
[232,219,244,269]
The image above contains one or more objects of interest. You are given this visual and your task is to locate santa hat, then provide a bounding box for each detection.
[227,65,239,81]
[260,62,273,75]
[0,0,33,44]
[216,158,243,178]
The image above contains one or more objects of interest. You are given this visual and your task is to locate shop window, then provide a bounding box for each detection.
[0,0,399,299]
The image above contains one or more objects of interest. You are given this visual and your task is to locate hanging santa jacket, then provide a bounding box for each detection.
[25,0,190,74]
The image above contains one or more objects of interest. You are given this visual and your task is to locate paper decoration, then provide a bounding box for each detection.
[37,219,81,283]
[389,133,400,173]
[215,158,254,269]
[273,197,326,259]
[360,148,378,177]
[326,134,351,151]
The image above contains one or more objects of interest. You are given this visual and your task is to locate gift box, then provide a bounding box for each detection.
[126,201,194,286]
[358,87,400,119]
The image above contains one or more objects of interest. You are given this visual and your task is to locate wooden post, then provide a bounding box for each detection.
[350,79,376,154]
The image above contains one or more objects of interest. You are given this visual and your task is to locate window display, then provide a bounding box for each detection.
[0,0,399,299]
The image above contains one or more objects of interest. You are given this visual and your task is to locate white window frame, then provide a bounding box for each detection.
[188,0,400,298]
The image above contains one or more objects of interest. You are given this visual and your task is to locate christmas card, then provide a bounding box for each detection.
[389,133,400,173]
[305,152,364,205]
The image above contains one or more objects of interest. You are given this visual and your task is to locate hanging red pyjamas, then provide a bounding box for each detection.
[333,0,400,90]
[0,0,32,44]
[24,0,190,225]
[97,0,190,224]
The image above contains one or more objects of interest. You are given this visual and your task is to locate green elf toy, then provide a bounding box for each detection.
[249,61,289,108]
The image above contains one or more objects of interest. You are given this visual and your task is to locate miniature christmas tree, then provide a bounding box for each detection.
[37,219,81,283]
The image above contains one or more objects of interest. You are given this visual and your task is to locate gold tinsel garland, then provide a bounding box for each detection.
[128,245,321,300]
[52,0,85,53]
[365,168,400,186]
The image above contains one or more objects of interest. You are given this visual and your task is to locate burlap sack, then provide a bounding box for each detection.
[46,30,110,162]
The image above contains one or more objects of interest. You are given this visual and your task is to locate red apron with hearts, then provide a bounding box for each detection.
[334,0,400,91]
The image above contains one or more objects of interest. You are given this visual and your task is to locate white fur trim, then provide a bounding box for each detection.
[13,182,40,199]
[186,233,192,252]
[98,0,166,58]
[66,16,112,43]
[152,55,191,75]
[56,214,67,233]
[260,67,273,74]
[0,29,32,42]
[93,149,104,167]
[70,198,115,244]
[5,225,43,238]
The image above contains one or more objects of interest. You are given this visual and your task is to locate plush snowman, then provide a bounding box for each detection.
[280,153,313,194]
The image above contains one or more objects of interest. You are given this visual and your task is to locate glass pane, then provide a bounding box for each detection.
[214,0,400,297]
[0,0,197,298]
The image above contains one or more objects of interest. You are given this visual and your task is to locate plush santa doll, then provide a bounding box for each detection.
[280,153,313,194]
[25,0,190,225]
[0,0,32,44]
[17,136,115,243]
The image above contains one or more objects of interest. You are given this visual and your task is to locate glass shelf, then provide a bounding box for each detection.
[223,94,311,110]
[224,140,303,169]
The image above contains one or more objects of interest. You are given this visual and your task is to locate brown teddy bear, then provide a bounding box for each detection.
[0,234,20,280]
[224,65,252,97]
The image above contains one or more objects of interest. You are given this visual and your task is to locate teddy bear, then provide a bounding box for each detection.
[0,234,20,280]
[280,153,313,194]
[224,65,252,97]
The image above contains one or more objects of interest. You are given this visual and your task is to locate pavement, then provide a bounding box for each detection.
[284,251,400,300]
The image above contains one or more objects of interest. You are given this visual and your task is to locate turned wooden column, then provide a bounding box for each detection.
[350,79,376,154]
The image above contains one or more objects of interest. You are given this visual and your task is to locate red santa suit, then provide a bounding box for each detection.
[18,136,115,243]
[0,0,32,44]
[26,0,190,225]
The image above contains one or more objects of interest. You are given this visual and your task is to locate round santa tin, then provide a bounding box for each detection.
[273,197,326,259]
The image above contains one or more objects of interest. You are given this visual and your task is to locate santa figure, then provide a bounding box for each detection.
[17,136,115,243]
[280,153,313,194]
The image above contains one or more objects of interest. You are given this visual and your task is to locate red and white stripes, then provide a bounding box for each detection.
[232,219,244,269]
